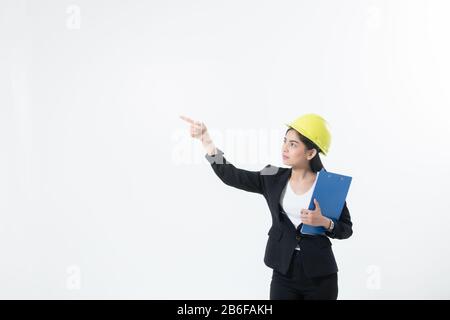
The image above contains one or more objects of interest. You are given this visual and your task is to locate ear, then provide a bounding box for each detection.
[307,148,317,160]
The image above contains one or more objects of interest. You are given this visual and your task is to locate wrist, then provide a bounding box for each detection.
[202,136,216,156]
[201,132,212,146]
[322,217,331,229]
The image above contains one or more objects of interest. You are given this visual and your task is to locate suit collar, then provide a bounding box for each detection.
[272,167,299,231]
[273,167,292,207]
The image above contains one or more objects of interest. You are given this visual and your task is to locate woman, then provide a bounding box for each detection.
[180,114,353,300]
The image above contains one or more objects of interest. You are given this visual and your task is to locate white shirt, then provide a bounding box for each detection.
[279,172,319,250]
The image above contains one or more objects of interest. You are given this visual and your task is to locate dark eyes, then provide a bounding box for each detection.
[283,139,296,147]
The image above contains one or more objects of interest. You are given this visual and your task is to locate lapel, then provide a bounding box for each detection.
[272,167,292,208]
[269,167,298,232]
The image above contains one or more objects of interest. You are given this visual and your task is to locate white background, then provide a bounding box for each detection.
[1,0,450,299]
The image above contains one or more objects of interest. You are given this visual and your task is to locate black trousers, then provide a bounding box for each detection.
[270,250,338,300]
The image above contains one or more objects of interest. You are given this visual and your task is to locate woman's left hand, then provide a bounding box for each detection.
[300,198,330,227]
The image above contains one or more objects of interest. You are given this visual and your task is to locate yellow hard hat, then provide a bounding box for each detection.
[285,113,332,156]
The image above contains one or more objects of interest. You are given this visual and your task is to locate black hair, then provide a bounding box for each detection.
[285,128,325,173]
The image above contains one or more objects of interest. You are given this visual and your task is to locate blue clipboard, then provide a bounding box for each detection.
[301,168,352,235]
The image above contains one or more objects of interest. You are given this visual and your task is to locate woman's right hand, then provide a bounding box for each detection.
[179,115,208,141]
[180,115,217,155]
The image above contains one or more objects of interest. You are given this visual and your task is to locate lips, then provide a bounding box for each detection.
[282,155,289,160]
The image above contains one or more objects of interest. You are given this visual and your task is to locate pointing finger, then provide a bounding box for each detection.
[179,115,195,124]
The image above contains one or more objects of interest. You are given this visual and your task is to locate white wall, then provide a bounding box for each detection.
[1,0,449,299]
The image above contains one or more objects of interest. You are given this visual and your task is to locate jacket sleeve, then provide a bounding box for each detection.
[324,201,353,240]
[205,148,274,195]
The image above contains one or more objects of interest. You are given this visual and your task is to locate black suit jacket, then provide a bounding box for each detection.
[205,149,353,278]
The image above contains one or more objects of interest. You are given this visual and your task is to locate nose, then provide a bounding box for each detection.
[282,141,289,154]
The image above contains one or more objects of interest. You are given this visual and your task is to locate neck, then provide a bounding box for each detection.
[290,166,315,182]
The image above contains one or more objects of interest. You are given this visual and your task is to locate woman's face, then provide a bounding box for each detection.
[282,129,317,168]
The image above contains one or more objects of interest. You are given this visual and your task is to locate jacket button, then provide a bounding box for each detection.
[295,235,301,241]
